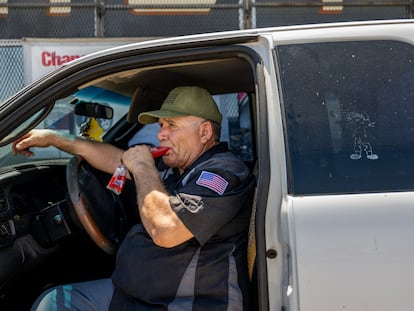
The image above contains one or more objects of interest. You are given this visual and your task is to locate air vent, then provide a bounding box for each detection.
[0,191,7,213]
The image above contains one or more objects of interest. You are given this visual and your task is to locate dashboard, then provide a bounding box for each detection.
[0,161,72,286]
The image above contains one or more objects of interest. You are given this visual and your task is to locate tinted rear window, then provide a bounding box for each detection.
[277,40,414,195]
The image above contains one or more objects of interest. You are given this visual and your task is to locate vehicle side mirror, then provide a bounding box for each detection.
[73,101,113,119]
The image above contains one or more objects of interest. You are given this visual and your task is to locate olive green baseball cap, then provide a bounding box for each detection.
[138,86,222,124]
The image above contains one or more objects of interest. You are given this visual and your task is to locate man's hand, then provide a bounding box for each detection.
[12,129,56,157]
[122,145,155,173]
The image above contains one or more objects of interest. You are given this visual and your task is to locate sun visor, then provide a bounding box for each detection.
[127,86,167,123]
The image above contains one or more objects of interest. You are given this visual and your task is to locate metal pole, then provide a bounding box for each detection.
[411,0,414,18]
[95,0,105,38]
[243,0,252,29]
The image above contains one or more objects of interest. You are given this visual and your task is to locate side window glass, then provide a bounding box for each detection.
[277,40,414,195]
[214,93,254,163]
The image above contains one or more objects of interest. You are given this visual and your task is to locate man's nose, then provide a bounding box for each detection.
[157,128,166,141]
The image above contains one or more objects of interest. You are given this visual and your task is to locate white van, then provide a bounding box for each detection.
[0,19,414,310]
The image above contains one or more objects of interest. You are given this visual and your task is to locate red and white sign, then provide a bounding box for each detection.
[22,38,139,85]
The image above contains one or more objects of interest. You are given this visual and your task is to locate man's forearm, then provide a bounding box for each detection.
[45,130,124,174]
[69,136,124,174]
[130,160,193,247]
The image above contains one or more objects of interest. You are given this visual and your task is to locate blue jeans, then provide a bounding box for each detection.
[31,278,114,311]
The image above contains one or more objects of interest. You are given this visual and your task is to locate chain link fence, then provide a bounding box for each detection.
[0,0,413,102]
[0,40,24,103]
[0,0,412,38]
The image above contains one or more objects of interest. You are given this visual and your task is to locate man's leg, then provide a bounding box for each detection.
[31,278,114,311]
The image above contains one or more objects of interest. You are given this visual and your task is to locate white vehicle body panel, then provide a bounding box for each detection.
[286,193,414,310]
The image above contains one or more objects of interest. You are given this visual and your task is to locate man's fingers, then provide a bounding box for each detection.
[12,137,35,156]
[15,139,29,151]
[18,149,34,157]
[13,148,34,157]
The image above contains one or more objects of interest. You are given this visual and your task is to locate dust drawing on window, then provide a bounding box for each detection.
[343,112,379,160]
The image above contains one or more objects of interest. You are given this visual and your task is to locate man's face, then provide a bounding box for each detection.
[157,116,208,172]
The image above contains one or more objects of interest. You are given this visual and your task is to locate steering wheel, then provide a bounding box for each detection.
[66,156,129,255]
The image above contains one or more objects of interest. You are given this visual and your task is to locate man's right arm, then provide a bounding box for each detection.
[12,129,124,174]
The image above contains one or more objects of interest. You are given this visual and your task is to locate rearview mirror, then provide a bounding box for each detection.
[73,101,113,119]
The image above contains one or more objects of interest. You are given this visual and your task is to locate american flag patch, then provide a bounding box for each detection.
[196,171,229,195]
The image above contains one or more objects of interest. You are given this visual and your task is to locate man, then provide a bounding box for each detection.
[13,86,255,310]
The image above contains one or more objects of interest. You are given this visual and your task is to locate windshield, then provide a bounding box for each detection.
[0,93,129,169]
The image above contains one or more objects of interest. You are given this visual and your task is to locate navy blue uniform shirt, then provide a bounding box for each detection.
[110,143,255,310]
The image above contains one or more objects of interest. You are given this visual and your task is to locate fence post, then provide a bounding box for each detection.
[411,0,414,18]
[242,0,252,29]
[96,0,105,37]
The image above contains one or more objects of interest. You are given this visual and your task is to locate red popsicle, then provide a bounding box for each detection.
[150,146,170,158]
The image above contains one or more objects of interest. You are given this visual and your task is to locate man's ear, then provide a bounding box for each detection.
[199,121,213,144]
